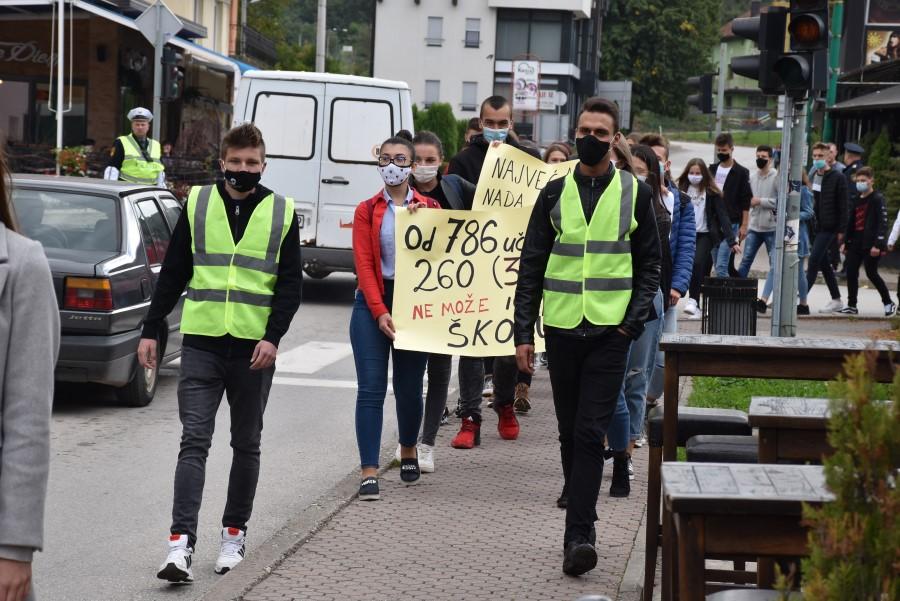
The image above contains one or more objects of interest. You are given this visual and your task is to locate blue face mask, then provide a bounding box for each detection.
[482,127,509,143]
[812,159,827,170]
[856,181,869,193]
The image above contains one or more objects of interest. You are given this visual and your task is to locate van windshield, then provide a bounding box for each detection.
[12,188,119,252]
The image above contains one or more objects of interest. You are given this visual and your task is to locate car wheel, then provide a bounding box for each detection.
[303,266,332,279]
[116,340,159,407]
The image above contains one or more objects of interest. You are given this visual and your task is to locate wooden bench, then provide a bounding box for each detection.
[663,463,833,601]
[644,334,898,601]
[749,397,831,463]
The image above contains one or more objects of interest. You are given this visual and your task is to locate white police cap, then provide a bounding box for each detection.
[127,107,153,121]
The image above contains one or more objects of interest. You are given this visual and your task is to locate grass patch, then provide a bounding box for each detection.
[689,377,892,412]
[669,130,782,147]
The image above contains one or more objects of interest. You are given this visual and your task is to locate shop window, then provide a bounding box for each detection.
[252,93,317,159]
[33,83,87,146]
[0,81,30,143]
[328,99,393,164]
[496,10,566,62]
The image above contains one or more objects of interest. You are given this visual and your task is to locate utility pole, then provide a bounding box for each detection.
[315,0,326,72]
[770,97,806,337]
[821,1,843,142]
[713,41,728,159]
[152,3,164,141]
[241,0,247,59]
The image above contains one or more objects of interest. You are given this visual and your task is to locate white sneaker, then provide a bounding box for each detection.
[683,298,699,316]
[394,444,402,463]
[214,527,246,575]
[418,443,435,473]
[482,375,494,397]
[157,534,194,583]
[819,299,843,313]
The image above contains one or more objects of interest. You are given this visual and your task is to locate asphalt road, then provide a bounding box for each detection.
[667,139,758,177]
[34,274,391,601]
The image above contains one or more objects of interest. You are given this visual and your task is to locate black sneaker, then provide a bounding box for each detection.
[837,305,859,315]
[359,477,379,501]
[441,406,450,425]
[755,298,767,314]
[562,542,598,576]
[797,304,810,315]
[400,457,420,484]
[610,453,631,497]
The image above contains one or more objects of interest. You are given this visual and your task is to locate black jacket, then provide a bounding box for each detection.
[686,187,736,247]
[812,168,849,233]
[709,161,752,222]
[447,134,542,185]
[845,190,888,251]
[414,173,476,210]
[141,181,303,356]
[514,163,662,344]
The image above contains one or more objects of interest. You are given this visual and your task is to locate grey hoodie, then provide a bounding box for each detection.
[749,168,779,232]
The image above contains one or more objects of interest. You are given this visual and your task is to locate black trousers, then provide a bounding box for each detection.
[689,232,715,302]
[844,246,892,307]
[171,346,274,548]
[546,329,632,546]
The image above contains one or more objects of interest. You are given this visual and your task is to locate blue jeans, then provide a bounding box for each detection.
[349,283,428,468]
[647,304,678,401]
[715,224,740,277]
[738,229,776,299]
[798,255,809,303]
[608,288,664,451]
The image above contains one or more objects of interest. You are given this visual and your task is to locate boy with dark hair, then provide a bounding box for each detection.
[710,132,753,276]
[737,145,779,312]
[139,122,302,582]
[839,167,895,316]
[807,141,848,312]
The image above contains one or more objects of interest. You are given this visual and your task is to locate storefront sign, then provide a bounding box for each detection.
[0,41,55,67]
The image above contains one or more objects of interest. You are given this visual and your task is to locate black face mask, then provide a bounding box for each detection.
[576,135,610,167]
[756,157,769,169]
[717,152,731,163]
[223,169,262,193]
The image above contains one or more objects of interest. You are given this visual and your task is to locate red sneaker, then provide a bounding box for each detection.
[497,404,520,440]
[451,417,481,449]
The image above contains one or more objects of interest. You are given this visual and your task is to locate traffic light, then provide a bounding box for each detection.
[161,47,184,101]
[686,74,714,114]
[771,0,828,95]
[730,7,788,96]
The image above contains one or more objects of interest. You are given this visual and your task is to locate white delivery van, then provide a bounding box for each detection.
[233,71,414,278]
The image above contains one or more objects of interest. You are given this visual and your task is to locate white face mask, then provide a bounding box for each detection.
[378,163,412,187]
[413,165,439,183]
[688,174,703,186]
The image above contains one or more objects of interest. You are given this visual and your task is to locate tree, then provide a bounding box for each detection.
[868,127,892,172]
[600,0,720,119]
[802,353,900,600]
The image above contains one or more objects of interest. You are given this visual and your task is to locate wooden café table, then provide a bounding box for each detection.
[648,334,898,601]
[662,463,833,601]
[749,397,831,463]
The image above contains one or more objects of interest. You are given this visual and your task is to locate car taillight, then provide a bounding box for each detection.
[64,277,113,311]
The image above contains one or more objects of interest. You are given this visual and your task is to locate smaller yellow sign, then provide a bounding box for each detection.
[473,143,577,211]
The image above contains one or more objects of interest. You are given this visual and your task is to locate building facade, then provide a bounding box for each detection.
[373,0,607,146]
[0,0,253,177]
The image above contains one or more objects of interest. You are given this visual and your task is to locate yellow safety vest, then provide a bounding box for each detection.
[542,168,638,329]
[181,185,294,340]
[118,134,164,185]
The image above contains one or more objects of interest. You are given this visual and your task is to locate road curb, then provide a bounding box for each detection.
[620,499,648,601]
[197,443,397,601]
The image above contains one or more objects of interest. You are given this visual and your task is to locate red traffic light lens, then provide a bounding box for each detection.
[790,14,823,44]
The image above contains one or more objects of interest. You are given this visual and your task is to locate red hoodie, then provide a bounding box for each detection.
[352,188,441,320]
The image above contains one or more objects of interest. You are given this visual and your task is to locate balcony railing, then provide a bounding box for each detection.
[241,25,278,65]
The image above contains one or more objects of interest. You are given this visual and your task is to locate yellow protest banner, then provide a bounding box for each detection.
[392,207,545,357]
[472,143,577,211]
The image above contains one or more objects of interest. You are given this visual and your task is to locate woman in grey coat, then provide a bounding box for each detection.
[0,148,59,601]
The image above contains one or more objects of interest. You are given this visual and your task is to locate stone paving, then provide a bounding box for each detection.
[242,368,648,601]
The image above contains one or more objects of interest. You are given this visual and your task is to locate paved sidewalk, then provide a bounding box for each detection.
[239,369,649,601]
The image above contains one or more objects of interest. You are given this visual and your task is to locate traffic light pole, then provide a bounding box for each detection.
[713,42,728,154]
[771,97,806,337]
[152,2,164,141]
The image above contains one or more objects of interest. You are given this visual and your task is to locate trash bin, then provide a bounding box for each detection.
[701,277,758,336]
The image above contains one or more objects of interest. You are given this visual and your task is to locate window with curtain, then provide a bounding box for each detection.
[426,17,443,46]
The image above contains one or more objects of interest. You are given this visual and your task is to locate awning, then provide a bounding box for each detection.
[71,0,247,90]
[828,84,900,112]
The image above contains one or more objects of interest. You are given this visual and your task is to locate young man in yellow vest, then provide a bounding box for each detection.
[136,123,302,583]
[103,107,166,186]
[513,97,661,576]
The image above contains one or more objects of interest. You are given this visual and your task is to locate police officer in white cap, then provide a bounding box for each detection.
[104,107,166,186]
